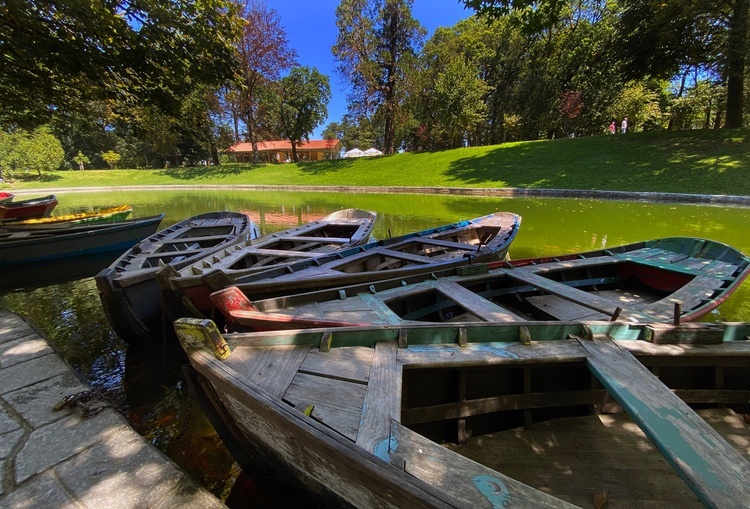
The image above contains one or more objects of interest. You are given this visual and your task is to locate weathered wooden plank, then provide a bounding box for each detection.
[636,276,726,319]
[300,346,375,383]
[189,350,459,508]
[502,268,656,321]
[433,280,525,322]
[375,248,437,265]
[453,412,709,508]
[225,344,311,398]
[397,340,587,368]
[413,237,481,251]
[643,322,725,344]
[580,337,750,507]
[358,292,404,325]
[283,372,366,441]
[389,422,578,508]
[401,389,613,425]
[278,235,351,244]
[356,341,401,453]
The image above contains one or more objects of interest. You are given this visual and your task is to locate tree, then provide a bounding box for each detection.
[333,0,426,154]
[231,1,297,162]
[274,67,331,162]
[101,151,122,170]
[73,152,90,170]
[0,127,64,179]
[616,0,745,126]
[0,0,244,129]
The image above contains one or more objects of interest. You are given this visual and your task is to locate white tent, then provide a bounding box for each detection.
[364,147,383,157]
[344,148,365,158]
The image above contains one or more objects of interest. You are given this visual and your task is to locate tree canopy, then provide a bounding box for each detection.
[0,0,243,128]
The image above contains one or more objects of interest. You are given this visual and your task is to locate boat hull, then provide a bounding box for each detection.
[176,319,750,508]
[0,194,57,221]
[96,211,257,345]
[0,214,165,267]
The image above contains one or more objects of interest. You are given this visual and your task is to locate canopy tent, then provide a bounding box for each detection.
[344,148,365,158]
[364,147,383,156]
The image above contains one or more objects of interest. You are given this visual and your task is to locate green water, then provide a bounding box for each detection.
[0,189,748,501]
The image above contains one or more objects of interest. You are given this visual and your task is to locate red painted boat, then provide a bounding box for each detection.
[0,194,58,221]
[0,192,13,204]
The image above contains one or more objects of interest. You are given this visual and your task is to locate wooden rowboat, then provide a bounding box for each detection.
[0,194,57,221]
[161,212,520,322]
[95,211,259,345]
[209,237,749,332]
[174,318,750,508]
[0,204,133,228]
[0,192,13,204]
[157,208,378,319]
[0,214,165,268]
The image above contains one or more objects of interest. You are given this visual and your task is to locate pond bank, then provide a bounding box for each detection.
[8,185,750,207]
[0,309,226,509]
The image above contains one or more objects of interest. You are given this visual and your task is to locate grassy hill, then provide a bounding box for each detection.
[7,128,750,196]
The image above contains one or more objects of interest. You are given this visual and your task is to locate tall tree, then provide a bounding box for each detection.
[274,67,331,162]
[0,0,244,129]
[233,1,297,162]
[333,0,426,154]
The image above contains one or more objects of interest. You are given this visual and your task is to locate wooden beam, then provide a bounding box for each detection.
[580,338,750,508]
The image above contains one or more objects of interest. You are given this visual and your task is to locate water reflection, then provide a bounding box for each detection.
[0,189,748,504]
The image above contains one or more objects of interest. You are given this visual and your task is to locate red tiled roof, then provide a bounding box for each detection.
[227,140,341,153]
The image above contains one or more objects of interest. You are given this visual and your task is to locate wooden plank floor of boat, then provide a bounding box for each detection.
[447,408,750,508]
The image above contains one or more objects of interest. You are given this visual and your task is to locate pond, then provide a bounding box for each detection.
[1,188,748,504]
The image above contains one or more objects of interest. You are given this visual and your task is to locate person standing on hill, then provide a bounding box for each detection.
[621,117,628,133]
[609,122,616,134]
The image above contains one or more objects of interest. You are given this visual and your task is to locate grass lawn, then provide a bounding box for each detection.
[6,128,750,196]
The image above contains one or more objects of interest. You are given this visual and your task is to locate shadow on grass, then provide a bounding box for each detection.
[14,173,64,183]
[295,158,357,175]
[155,165,246,180]
[444,129,750,194]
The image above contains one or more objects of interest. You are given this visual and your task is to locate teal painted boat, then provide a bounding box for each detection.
[208,237,750,333]
[175,318,750,508]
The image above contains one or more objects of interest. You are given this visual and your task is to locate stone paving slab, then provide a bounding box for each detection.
[0,310,226,508]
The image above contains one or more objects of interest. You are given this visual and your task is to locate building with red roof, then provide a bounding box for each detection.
[226,139,342,163]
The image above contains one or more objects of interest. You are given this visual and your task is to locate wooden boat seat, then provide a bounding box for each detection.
[580,337,750,507]
[411,237,481,252]
[278,235,352,244]
[431,280,525,322]
[236,248,323,258]
[374,249,437,265]
[156,234,239,245]
[501,268,656,321]
[526,289,659,321]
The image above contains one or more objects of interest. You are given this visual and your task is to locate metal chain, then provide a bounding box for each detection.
[176,385,193,441]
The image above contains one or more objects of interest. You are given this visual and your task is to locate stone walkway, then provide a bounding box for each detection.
[0,309,226,509]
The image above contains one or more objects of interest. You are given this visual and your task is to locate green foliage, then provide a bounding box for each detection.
[101,151,122,170]
[0,0,244,128]
[8,129,750,197]
[73,151,90,170]
[274,67,331,161]
[333,0,426,153]
[0,127,64,180]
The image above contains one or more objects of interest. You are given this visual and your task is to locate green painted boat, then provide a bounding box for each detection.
[175,318,750,508]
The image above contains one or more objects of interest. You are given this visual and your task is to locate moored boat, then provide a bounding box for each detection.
[157,208,378,319]
[0,194,57,221]
[0,214,165,268]
[209,237,750,332]
[162,212,520,321]
[95,211,259,345]
[0,204,133,229]
[0,192,13,204]
[175,318,750,508]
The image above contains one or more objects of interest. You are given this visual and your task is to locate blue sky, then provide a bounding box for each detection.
[266,1,472,137]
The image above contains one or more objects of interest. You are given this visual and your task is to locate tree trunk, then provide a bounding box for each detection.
[725,0,748,128]
[291,141,298,162]
[210,140,220,166]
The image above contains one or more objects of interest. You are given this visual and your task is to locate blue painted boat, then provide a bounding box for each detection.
[0,214,165,268]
